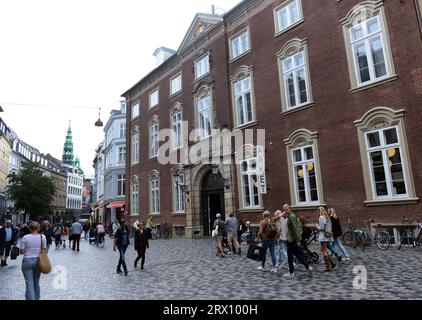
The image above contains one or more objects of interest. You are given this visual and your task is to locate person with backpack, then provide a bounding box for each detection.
[257,211,279,273]
[283,204,313,278]
[53,224,62,249]
[212,213,226,258]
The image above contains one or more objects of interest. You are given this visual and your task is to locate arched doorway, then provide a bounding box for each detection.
[201,171,225,236]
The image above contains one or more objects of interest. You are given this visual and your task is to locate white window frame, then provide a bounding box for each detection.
[131,103,139,119]
[131,133,139,165]
[150,121,159,158]
[131,184,139,215]
[173,174,185,213]
[274,0,303,35]
[281,51,310,110]
[349,16,391,87]
[118,147,126,164]
[230,30,250,60]
[340,1,396,92]
[171,111,183,150]
[117,174,125,196]
[240,158,261,209]
[119,123,126,139]
[291,145,320,205]
[149,89,159,108]
[195,54,210,79]
[170,74,182,96]
[150,178,160,214]
[197,95,212,139]
[365,126,409,200]
[234,76,254,127]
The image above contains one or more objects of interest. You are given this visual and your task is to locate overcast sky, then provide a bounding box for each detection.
[0,0,241,177]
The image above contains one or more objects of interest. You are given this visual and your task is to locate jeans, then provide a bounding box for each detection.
[117,245,128,272]
[84,230,89,239]
[134,247,146,268]
[261,240,277,268]
[72,235,81,251]
[278,240,288,264]
[330,237,350,258]
[287,241,310,274]
[21,258,41,300]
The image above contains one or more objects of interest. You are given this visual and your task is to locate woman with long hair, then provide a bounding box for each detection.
[134,222,149,270]
[20,222,47,300]
[317,207,336,272]
[328,208,351,262]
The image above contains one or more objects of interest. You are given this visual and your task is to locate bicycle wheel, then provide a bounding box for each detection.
[342,231,357,248]
[311,252,319,263]
[375,229,390,250]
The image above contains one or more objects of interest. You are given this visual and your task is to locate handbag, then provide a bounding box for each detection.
[10,246,19,260]
[247,243,263,261]
[324,231,334,238]
[211,224,219,238]
[37,235,52,274]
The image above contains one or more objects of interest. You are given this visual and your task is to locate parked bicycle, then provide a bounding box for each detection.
[397,216,422,250]
[342,218,390,251]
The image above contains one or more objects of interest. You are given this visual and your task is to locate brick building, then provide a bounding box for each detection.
[123,0,422,239]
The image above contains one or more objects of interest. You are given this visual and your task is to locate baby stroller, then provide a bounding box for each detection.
[297,227,320,264]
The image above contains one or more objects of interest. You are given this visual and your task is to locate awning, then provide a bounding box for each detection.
[106,201,125,209]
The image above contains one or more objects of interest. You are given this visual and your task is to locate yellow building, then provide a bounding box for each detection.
[0,118,12,220]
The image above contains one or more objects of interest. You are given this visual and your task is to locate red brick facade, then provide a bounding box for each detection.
[123,0,422,238]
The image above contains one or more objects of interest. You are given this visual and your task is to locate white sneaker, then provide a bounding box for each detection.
[283,272,295,278]
[275,263,280,268]
[258,266,265,272]
[307,266,313,274]
[345,257,351,262]
[271,267,278,273]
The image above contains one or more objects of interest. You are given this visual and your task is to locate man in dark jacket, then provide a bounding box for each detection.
[0,220,18,266]
[113,220,130,276]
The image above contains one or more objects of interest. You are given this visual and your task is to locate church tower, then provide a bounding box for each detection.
[62,122,74,166]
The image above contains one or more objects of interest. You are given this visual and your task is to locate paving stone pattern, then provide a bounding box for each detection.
[1,238,421,300]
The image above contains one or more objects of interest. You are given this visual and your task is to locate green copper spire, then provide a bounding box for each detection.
[62,121,74,165]
[75,156,84,176]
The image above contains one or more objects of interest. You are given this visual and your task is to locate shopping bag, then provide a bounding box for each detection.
[247,243,263,261]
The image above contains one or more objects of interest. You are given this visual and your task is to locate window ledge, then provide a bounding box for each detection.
[281,102,314,116]
[148,105,159,112]
[169,90,183,99]
[194,71,211,83]
[238,207,264,213]
[364,198,419,207]
[274,19,304,38]
[172,212,186,216]
[350,75,398,94]
[149,213,161,216]
[291,204,327,211]
[230,49,253,64]
[233,120,258,131]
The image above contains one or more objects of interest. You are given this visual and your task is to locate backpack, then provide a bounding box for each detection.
[264,221,278,238]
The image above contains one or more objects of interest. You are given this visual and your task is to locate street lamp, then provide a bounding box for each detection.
[173,172,190,194]
[95,107,104,127]
[211,163,231,189]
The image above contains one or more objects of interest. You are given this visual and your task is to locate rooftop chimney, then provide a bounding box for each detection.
[153,47,176,67]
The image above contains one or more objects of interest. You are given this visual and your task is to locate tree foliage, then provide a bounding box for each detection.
[6,161,57,219]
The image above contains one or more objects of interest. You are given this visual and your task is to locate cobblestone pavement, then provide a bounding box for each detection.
[1,237,421,300]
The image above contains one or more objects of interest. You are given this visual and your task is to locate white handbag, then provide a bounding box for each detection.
[211,224,219,238]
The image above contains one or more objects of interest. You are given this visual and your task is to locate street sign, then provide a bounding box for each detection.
[256,146,267,194]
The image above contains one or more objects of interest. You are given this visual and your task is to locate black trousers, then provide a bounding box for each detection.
[287,241,309,274]
[134,247,146,268]
[72,235,81,251]
[117,245,128,272]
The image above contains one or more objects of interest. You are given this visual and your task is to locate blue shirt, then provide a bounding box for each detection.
[5,227,12,242]
[225,217,238,234]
